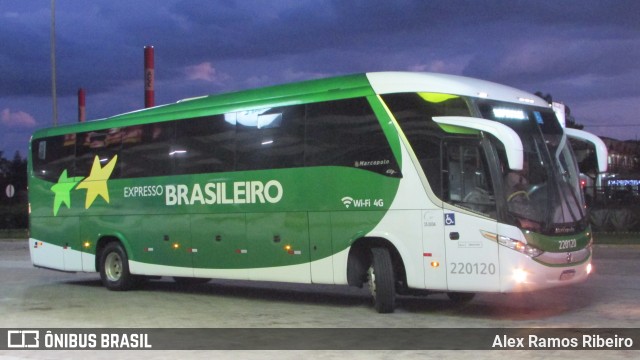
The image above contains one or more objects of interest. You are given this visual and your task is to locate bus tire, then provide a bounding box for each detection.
[99,242,135,291]
[367,247,396,313]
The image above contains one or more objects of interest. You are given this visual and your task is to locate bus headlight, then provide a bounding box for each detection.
[498,235,543,258]
[512,268,528,284]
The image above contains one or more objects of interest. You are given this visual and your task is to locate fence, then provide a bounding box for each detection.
[583,184,640,233]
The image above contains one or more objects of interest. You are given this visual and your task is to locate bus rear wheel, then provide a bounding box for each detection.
[99,242,136,291]
[367,247,396,313]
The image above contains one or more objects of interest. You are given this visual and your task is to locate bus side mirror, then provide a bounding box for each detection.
[433,116,523,171]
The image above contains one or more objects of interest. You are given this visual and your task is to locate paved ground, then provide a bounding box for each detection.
[0,239,638,359]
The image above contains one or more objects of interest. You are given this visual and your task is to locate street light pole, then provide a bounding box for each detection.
[51,0,58,126]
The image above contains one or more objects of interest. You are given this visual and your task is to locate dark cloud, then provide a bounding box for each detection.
[1,0,639,156]
[0,12,51,96]
[4,0,637,96]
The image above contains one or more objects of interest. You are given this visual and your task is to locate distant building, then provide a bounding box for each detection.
[601,138,640,174]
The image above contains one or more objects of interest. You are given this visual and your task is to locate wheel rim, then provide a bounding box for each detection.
[104,252,123,282]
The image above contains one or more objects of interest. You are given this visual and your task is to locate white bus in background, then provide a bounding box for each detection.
[564,127,609,202]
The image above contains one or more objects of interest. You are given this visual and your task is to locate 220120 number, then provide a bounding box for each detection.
[450,262,496,275]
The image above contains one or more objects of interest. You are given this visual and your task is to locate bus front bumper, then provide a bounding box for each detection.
[498,247,592,293]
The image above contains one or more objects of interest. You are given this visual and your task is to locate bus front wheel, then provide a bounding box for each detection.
[99,242,136,291]
[367,247,396,313]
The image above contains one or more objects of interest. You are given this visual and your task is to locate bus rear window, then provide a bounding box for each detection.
[31,136,76,182]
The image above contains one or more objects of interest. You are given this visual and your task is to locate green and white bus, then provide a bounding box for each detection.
[29,72,598,313]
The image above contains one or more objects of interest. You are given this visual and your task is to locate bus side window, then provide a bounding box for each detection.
[305,97,400,177]
[75,129,122,179]
[419,144,443,199]
[381,93,473,193]
[31,135,76,182]
[235,105,305,171]
[174,115,234,175]
[120,122,176,178]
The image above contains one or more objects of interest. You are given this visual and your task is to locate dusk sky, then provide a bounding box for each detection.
[1,0,639,158]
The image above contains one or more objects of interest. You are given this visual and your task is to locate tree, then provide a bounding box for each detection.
[535,91,554,104]
[0,151,28,231]
[563,104,584,130]
[10,151,28,190]
[0,151,10,178]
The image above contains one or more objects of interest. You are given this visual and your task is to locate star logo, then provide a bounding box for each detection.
[75,155,118,209]
[50,170,84,216]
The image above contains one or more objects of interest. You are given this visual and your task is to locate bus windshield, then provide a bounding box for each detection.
[477,100,588,235]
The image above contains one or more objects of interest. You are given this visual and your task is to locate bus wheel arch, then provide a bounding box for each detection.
[346,237,407,313]
[96,236,136,291]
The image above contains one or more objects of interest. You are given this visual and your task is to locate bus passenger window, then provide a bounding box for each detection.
[174,115,234,175]
[31,135,76,182]
[305,97,400,177]
[120,122,176,178]
[75,128,122,179]
[381,93,473,194]
[235,105,304,171]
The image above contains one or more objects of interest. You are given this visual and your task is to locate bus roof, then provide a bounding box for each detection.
[32,73,372,138]
[32,71,549,139]
[366,72,549,107]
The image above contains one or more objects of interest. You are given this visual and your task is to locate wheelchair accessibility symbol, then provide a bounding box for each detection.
[444,213,456,226]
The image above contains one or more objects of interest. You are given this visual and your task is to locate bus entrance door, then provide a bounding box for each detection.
[441,139,501,292]
[443,210,500,292]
